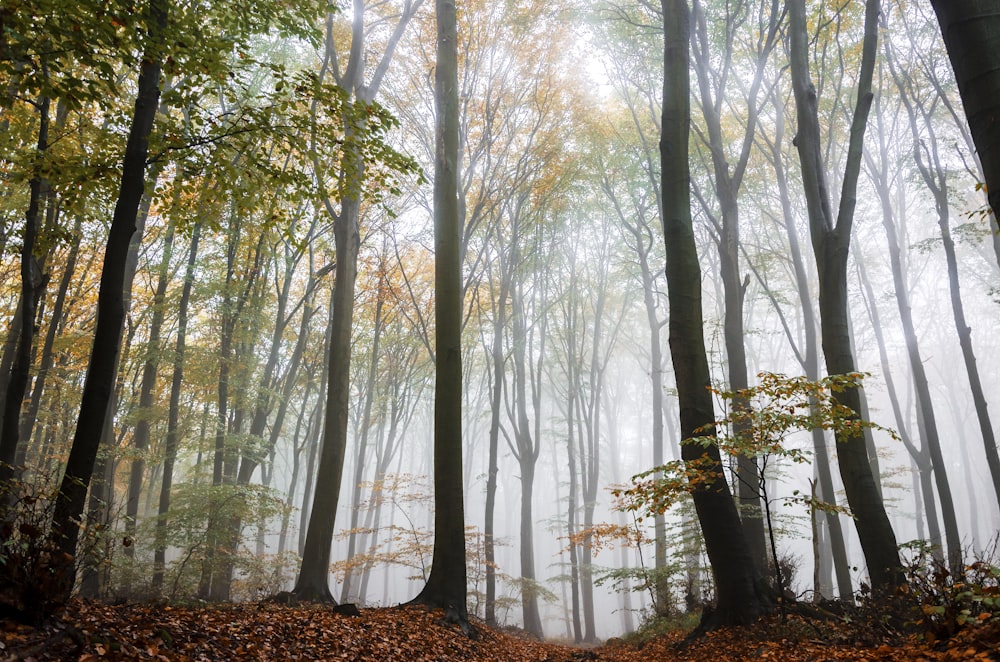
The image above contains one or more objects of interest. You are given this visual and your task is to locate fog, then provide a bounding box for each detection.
[2,0,999,644]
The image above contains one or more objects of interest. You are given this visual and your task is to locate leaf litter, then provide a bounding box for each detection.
[2,600,999,661]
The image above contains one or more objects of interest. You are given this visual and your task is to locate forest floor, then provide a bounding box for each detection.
[1,599,998,661]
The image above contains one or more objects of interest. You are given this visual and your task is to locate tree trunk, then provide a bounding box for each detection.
[855,245,944,561]
[764,92,853,598]
[294,186,359,602]
[16,216,82,466]
[341,284,383,604]
[484,271,509,626]
[124,219,175,563]
[410,0,469,629]
[929,1,1000,221]
[510,269,543,638]
[295,0,421,602]
[659,0,768,627]
[907,91,1000,523]
[689,0,782,575]
[49,0,168,597]
[152,222,201,595]
[0,95,49,481]
[866,92,962,574]
[566,377,582,642]
[278,375,315,562]
[786,0,903,592]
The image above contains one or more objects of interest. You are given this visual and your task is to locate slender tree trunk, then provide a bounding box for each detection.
[294,0,423,600]
[278,376,315,562]
[689,0,782,575]
[0,95,49,481]
[890,33,995,558]
[341,287,384,604]
[929,1,1000,223]
[866,98,962,574]
[603,177,672,614]
[124,220,175,565]
[151,223,201,594]
[200,216,263,602]
[660,0,768,627]
[855,246,944,560]
[566,380,582,642]
[49,0,168,596]
[484,274,509,626]
[410,0,469,628]
[298,366,325,558]
[786,0,902,592]
[16,216,82,466]
[294,192,359,600]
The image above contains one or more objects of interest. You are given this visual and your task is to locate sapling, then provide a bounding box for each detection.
[617,372,896,613]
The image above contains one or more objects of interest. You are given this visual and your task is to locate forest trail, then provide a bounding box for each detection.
[0,601,995,661]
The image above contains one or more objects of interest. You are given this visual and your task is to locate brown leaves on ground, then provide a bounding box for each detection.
[2,601,999,661]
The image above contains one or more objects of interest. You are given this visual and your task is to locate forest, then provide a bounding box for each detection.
[3,0,1000,659]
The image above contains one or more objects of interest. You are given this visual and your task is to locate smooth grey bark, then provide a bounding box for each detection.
[483,263,508,626]
[295,0,422,603]
[152,222,201,594]
[478,195,520,625]
[660,0,769,627]
[507,231,545,638]
[786,0,903,591]
[559,255,584,642]
[854,246,945,562]
[49,0,168,597]
[689,0,781,575]
[929,1,1000,225]
[410,0,469,629]
[865,78,961,575]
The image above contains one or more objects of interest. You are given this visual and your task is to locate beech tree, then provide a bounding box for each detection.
[688,0,782,573]
[659,0,769,627]
[786,0,903,591]
[929,1,1000,232]
[46,0,170,598]
[293,0,424,602]
[409,0,470,631]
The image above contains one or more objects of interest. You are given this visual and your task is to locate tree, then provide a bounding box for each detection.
[409,0,470,633]
[752,87,853,600]
[785,0,903,592]
[929,1,1000,232]
[620,372,892,604]
[151,222,201,595]
[659,0,769,628]
[294,0,423,602]
[48,0,169,598]
[865,40,962,575]
[688,0,783,575]
[889,2,1000,525]
[592,3,673,612]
